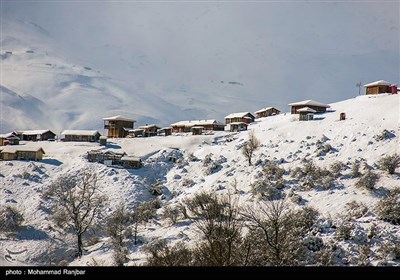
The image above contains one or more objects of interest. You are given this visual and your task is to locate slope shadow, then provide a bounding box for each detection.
[101,143,121,149]
[17,225,49,240]
[371,187,390,198]
[41,158,63,166]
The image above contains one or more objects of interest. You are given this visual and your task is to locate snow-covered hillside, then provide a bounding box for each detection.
[0,93,399,266]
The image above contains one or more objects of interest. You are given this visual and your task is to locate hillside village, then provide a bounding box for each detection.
[1,79,398,165]
[0,79,399,267]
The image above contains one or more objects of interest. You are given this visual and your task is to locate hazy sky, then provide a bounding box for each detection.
[2,0,399,114]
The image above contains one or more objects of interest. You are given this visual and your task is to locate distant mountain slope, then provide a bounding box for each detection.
[1,17,398,134]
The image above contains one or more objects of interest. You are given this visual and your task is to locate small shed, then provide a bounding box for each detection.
[191,126,203,135]
[128,129,145,137]
[99,136,107,146]
[297,107,316,121]
[121,156,142,169]
[339,112,346,121]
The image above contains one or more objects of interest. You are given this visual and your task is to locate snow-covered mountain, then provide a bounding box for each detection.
[0,93,399,266]
[1,16,398,134]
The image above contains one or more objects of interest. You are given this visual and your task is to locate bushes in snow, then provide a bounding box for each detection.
[377,154,400,175]
[290,160,337,190]
[355,170,379,190]
[202,154,226,175]
[350,160,362,178]
[344,201,369,220]
[251,161,286,200]
[375,189,400,225]
[374,129,396,141]
[0,206,24,232]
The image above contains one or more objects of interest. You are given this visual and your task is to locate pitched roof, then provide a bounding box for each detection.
[61,130,100,136]
[138,124,161,129]
[103,115,136,122]
[288,100,330,108]
[121,156,141,161]
[363,80,391,87]
[255,107,277,114]
[0,146,45,154]
[297,107,317,113]
[171,120,224,127]
[225,112,255,119]
[0,132,19,139]
[18,130,55,135]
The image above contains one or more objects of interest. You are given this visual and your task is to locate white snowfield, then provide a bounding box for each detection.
[0,94,399,266]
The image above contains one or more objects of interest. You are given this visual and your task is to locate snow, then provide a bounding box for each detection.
[170,119,223,127]
[102,115,136,122]
[297,107,317,113]
[0,146,45,153]
[288,99,331,108]
[60,130,100,136]
[254,107,275,113]
[1,93,399,266]
[225,112,253,119]
[363,80,392,87]
[16,130,53,136]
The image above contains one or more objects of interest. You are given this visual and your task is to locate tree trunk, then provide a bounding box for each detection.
[77,233,83,257]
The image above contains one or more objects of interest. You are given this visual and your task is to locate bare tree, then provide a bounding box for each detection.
[185,192,245,266]
[132,200,159,245]
[241,200,305,265]
[44,170,107,257]
[242,131,260,166]
[106,205,132,266]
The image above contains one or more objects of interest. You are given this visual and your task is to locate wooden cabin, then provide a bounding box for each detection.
[61,130,101,142]
[255,107,281,118]
[121,156,142,169]
[138,124,161,137]
[297,107,316,121]
[128,129,145,137]
[288,100,330,114]
[171,120,225,133]
[228,122,248,132]
[0,146,45,161]
[0,132,20,146]
[157,127,172,136]
[363,80,396,95]
[87,150,126,165]
[17,130,56,141]
[225,112,255,124]
[103,115,136,138]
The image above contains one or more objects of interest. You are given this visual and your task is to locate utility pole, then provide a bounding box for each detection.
[356,81,362,96]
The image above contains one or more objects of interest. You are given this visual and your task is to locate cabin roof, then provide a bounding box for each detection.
[255,107,278,114]
[297,107,317,113]
[363,80,391,87]
[171,119,224,127]
[288,100,330,108]
[61,130,100,136]
[225,112,254,119]
[121,156,141,162]
[17,130,54,135]
[103,115,136,122]
[0,146,45,154]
